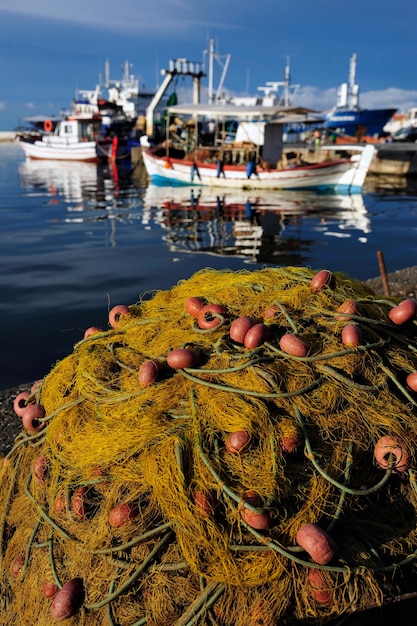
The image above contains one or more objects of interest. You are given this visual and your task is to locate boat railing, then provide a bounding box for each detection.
[163,137,260,167]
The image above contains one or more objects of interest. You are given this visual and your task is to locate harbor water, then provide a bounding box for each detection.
[1,141,416,390]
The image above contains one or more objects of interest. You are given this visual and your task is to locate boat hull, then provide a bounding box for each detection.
[323,108,397,138]
[16,137,101,162]
[142,146,375,193]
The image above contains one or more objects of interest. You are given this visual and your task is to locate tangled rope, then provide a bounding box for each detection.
[1,266,417,625]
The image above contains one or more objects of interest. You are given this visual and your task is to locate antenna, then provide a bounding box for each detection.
[203,38,231,104]
[349,52,357,89]
[347,52,359,109]
[256,56,299,106]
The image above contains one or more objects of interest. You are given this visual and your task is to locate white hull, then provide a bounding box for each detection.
[17,138,100,162]
[142,145,375,193]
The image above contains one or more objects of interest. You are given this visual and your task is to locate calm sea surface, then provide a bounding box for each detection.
[1,142,416,389]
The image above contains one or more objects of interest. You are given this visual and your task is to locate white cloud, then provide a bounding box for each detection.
[360,88,417,113]
[294,87,338,111]
[173,82,417,116]
[295,86,417,115]
[0,1,237,34]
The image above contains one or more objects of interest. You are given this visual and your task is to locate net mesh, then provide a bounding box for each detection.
[1,266,417,625]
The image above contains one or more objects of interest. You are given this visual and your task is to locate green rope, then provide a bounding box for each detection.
[181,368,325,399]
[19,519,42,583]
[5,430,46,457]
[238,515,351,573]
[189,390,268,515]
[39,397,84,423]
[92,522,172,555]
[268,301,299,334]
[184,354,273,375]
[0,450,24,562]
[84,531,172,610]
[175,581,225,626]
[24,474,72,541]
[316,364,384,392]
[73,328,123,350]
[191,313,227,333]
[379,362,417,407]
[48,533,63,589]
[295,407,394,495]
[264,338,387,363]
[325,444,353,533]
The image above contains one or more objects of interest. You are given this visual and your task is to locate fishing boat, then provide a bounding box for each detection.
[322,53,397,140]
[383,107,417,139]
[72,59,155,122]
[15,111,135,162]
[15,116,108,162]
[15,60,151,163]
[141,102,375,192]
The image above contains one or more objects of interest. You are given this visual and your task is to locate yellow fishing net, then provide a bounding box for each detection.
[1,266,417,625]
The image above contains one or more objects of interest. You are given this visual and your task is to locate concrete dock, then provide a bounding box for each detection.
[368,142,417,176]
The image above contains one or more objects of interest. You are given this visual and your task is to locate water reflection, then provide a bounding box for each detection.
[18,158,100,202]
[366,175,417,196]
[17,158,372,265]
[18,158,146,246]
[143,185,371,264]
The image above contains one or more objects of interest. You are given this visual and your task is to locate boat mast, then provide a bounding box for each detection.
[145,59,206,136]
[283,57,291,107]
[205,38,231,104]
[337,53,360,110]
[104,59,110,88]
[256,57,299,106]
[208,39,214,104]
[348,52,359,109]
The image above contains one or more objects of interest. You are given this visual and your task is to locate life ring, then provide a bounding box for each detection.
[43,119,53,132]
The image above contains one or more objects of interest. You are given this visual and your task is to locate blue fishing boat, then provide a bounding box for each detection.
[322,53,396,139]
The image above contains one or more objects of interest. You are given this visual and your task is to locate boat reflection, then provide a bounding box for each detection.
[17,158,372,265]
[18,158,100,202]
[17,157,143,217]
[143,184,371,264]
[17,158,147,251]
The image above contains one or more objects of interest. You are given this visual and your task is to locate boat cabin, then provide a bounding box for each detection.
[160,103,321,168]
[55,118,101,142]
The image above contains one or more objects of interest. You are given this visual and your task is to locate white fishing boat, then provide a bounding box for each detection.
[72,59,155,123]
[139,41,375,192]
[15,117,106,162]
[15,59,150,163]
[141,102,375,192]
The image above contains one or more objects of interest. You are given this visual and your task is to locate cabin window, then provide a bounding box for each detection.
[80,123,94,140]
[63,125,73,135]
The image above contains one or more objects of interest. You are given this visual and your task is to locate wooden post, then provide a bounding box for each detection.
[377,250,390,296]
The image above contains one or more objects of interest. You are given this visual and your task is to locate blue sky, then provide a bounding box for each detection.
[1,0,416,130]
